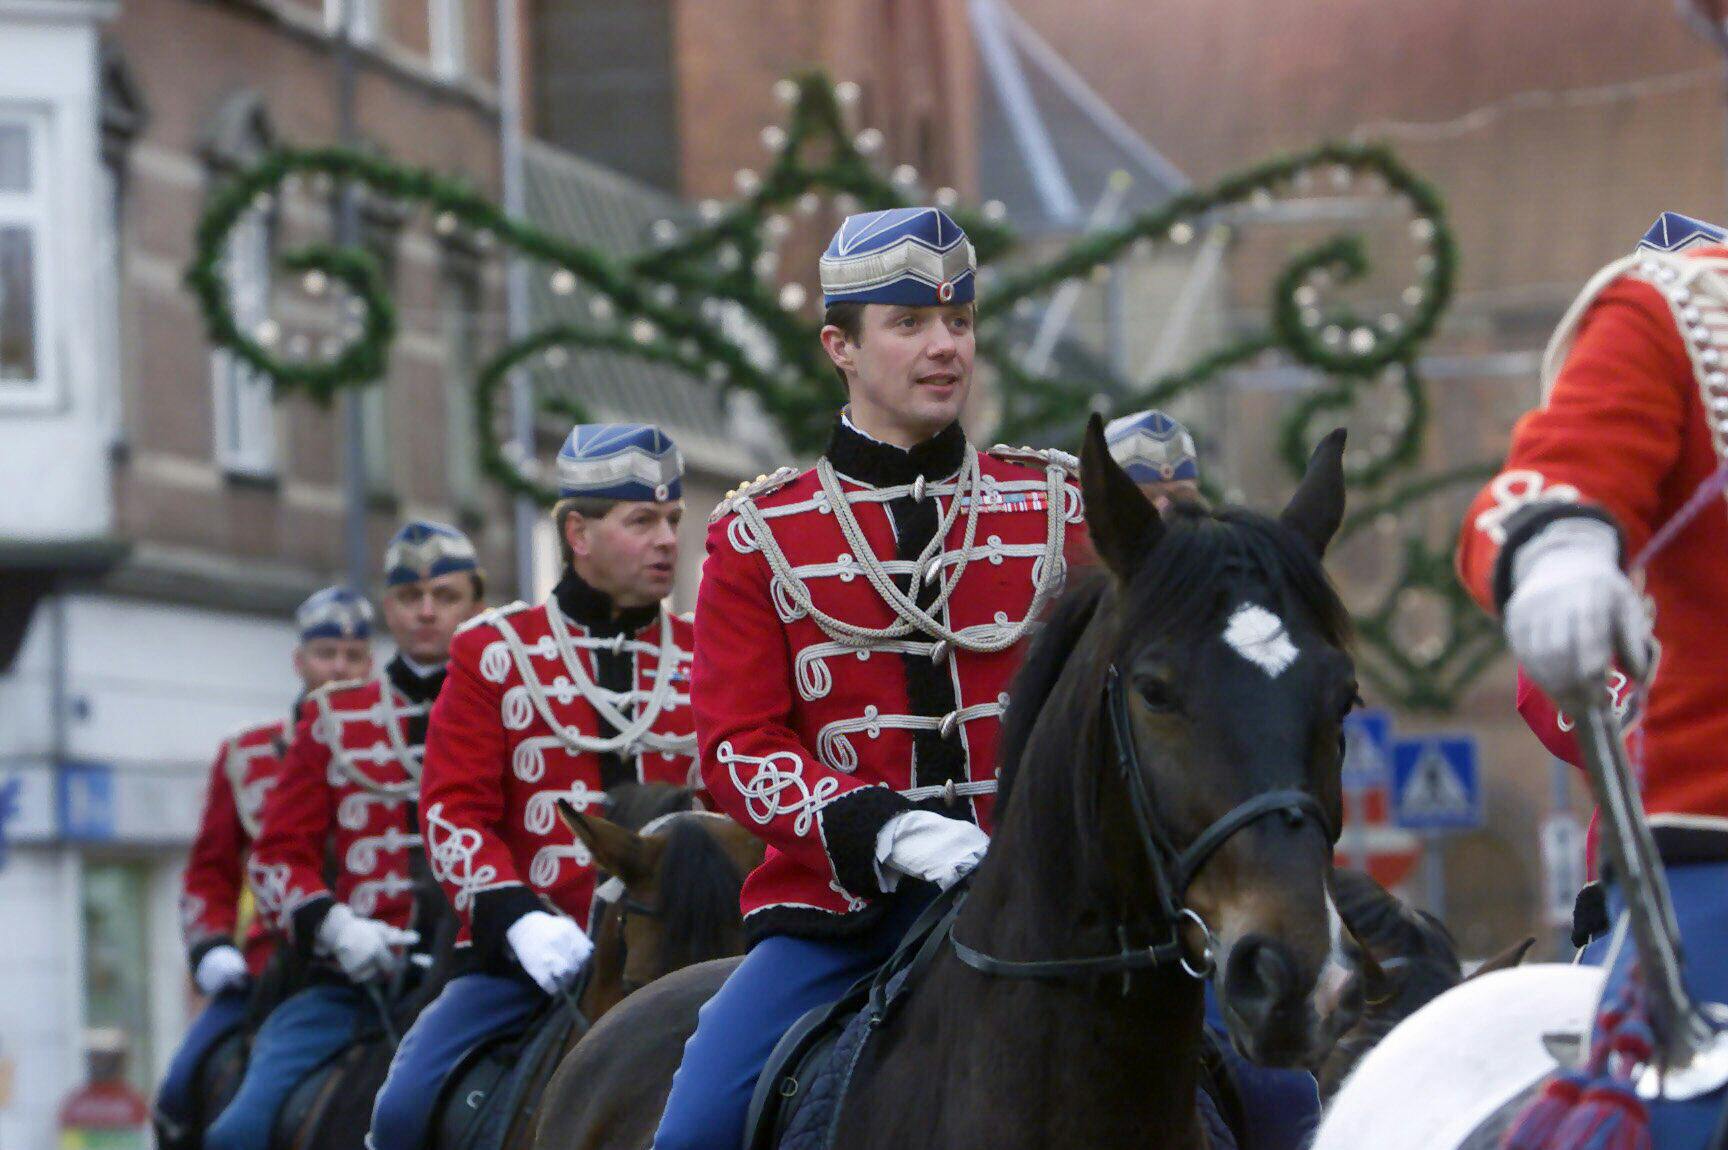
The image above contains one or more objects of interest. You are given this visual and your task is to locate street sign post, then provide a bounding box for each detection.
[1340,710,1422,889]
[1391,735,1483,832]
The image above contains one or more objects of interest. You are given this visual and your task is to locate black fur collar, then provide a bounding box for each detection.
[554,568,659,637]
[825,413,966,488]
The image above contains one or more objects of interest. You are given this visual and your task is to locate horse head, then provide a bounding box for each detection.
[1077,412,1358,1068]
[560,802,763,1001]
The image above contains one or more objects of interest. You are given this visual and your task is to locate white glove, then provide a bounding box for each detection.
[874,811,990,892]
[1504,518,1651,701]
[506,911,593,995]
[314,903,419,984]
[194,945,250,996]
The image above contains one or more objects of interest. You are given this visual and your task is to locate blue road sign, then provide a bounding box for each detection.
[57,762,116,842]
[1342,709,1393,790]
[1390,736,1482,831]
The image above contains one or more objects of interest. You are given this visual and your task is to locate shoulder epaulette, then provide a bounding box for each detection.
[225,715,285,745]
[709,466,800,524]
[987,443,1080,477]
[456,600,533,635]
[307,674,376,705]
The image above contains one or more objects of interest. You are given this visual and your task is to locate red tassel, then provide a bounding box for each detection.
[1501,1074,1584,1150]
[1548,1081,1651,1150]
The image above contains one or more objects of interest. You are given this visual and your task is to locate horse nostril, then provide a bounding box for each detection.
[1225,934,1297,1013]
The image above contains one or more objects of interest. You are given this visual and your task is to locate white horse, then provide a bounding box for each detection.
[1314,963,1606,1150]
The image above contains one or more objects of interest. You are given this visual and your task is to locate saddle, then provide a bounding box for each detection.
[743,886,1248,1150]
[431,990,584,1150]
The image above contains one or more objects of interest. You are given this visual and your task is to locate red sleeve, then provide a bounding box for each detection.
[249,714,338,943]
[1456,276,1691,613]
[180,744,244,954]
[693,517,913,903]
[421,626,538,956]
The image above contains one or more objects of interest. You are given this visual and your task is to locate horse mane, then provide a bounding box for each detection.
[1320,868,1463,1099]
[652,816,746,975]
[606,781,696,832]
[995,567,1108,812]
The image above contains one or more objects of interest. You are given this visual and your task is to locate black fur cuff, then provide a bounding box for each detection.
[290,895,336,965]
[472,884,546,975]
[1491,503,1624,614]
[818,785,916,903]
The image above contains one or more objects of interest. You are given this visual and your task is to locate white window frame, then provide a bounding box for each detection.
[0,107,59,413]
[325,0,380,46]
[429,0,466,80]
[210,208,277,478]
[95,156,125,446]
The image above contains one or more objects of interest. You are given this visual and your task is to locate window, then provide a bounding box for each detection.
[440,266,481,510]
[83,862,155,1096]
[430,0,466,79]
[210,207,277,477]
[325,0,380,45]
[0,112,52,409]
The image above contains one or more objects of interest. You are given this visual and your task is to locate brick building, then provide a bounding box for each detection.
[1006,0,1728,953]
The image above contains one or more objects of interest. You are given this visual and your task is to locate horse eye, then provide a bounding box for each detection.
[1135,674,1182,713]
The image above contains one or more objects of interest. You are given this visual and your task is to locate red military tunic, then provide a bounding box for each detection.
[181,717,289,976]
[420,572,697,971]
[696,418,1089,941]
[249,661,436,954]
[1457,242,1728,852]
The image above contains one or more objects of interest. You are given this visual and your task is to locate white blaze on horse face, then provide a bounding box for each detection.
[1222,604,1300,678]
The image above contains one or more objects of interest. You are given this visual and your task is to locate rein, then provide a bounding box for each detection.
[952,664,1334,985]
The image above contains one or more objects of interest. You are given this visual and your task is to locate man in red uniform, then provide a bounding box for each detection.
[368,424,697,1150]
[653,206,1089,1150]
[155,587,373,1146]
[206,522,483,1150]
[1456,211,1728,1141]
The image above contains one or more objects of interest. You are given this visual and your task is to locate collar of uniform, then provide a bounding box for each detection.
[385,655,446,705]
[825,413,966,488]
[554,568,659,638]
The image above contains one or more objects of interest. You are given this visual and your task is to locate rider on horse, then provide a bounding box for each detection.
[205,521,484,1150]
[367,425,699,1150]
[1456,212,1728,1139]
[651,206,1091,1150]
[156,587,374,1145]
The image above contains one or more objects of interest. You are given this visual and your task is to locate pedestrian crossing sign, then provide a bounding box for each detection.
[1390,736,1482,831]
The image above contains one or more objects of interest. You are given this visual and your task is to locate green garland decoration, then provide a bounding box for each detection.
[186,72,1501,711]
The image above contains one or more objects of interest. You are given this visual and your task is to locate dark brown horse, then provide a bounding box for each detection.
[537,415,1362,1150]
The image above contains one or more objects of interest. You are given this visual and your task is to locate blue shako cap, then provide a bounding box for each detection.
[556,423,684,503]
[383,520,480,587]
[819,207,977,308]
[1637,211,1728,255]
[1104,409,1200,484]
[295,586,374,641]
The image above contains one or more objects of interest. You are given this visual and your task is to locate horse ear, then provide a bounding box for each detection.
[1080,412,1163,581]
[558,801,650,884]
[1466,936,1536,980]
[1280,428,1348,557]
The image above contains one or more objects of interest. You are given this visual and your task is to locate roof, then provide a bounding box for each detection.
[521,140,789,479]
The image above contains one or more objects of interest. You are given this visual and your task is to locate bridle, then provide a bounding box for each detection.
[611,894,661,995]
[952,664,1336,984]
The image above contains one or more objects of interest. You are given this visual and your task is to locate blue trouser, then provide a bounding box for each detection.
[369,973,544,1150]
[157,988,250,1131]
[206,983,366,1150]
[653,895,932,1150]
[1579,860,1728,1147]
[1202,987,1321,1150]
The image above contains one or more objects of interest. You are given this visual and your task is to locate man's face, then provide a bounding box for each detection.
[822,303,975,444]
[380,571,483,665]
[1139,479,1208,515]
[293,637,373,693]
[567,501,683,609]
